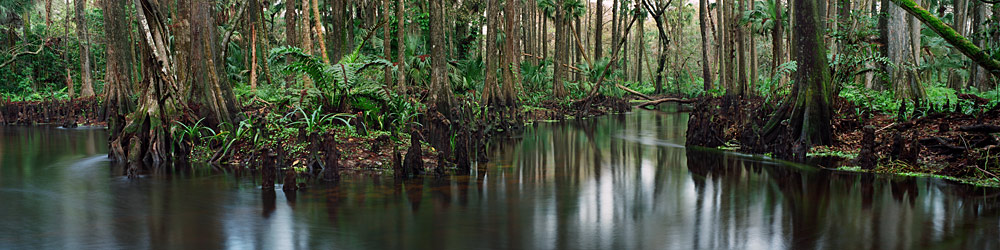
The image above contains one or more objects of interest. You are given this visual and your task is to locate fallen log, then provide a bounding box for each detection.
[614,84,653,101]
[958,124,1000,134]
[637,98,696,109]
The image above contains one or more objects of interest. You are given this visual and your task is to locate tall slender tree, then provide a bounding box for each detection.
[698,0,712,91]
[483,0,500,104]
[595,0,604,59]
[396,0,407,91]
[75,0,95,97]
[502,0,521,106]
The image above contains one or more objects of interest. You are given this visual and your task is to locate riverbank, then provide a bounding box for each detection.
[1,94,632,180]
[0,97,105,127]
[687,95,1000,186]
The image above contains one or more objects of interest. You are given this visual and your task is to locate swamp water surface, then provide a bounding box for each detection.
[1,108,999,249]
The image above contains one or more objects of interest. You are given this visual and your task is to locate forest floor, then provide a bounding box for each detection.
[689,95,1000,186]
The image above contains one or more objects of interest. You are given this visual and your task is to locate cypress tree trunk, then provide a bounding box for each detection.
[429,0,452,110]
[790,0,833,146]
[699,0,713,91]
[75,0,95,97]
[483,0,500,105]
[765,0,833,153]
[312,0,330,63]
[595,0,604,59]
[299,0,313,87]
[503,0,520,106]
[887,0,924,101]
[553,7,568,98]
[396,0,406,91]
[384,0,392,87]
[101,0,135,145]
[612,0,619,59]
[285,0,299,88]
[736,0,747,96]
[718,0,728,91]
[946,0,967,90]
[772,0,784,80]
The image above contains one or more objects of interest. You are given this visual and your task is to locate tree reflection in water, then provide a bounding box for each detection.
[2,110,999,249]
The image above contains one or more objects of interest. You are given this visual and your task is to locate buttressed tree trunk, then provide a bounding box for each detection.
[120,0,186,168]
[75,0,95,97]
[765,0,833,154]
[119,0,242,169]
[102,0,136,143]
[183,0,241,126]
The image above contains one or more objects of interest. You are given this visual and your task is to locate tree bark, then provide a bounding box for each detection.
[699,0,713,91]
[772,0,784,80]
[300,0,313,87]
[429,0,453,110]
[75,0,95,97]
[101,0,135,139]
[285,0,299,88]
[595,0,604,59]
[483,0,500,104]
[767,0,833,150]
[314,0,331,63]
[553,4,568,98]
[384,0,392,87]
[396,0,406,91]
[502,0,520,106]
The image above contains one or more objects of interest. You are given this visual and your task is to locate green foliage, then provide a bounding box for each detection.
[450,57,484,94]
[756,61,796,101]
[741,0,788,35]
[289,105,355,134]
[271,46,392,109]
[521,60,552,93]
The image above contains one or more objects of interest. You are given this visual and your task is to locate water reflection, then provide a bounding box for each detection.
[2,109,999,249]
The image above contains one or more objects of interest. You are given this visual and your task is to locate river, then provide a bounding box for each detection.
[1,108,998,249]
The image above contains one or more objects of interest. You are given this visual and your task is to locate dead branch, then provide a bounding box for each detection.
[0,43,47,69]
[615,84,653,100]
[637,97,695,109]
[522,53,585,73]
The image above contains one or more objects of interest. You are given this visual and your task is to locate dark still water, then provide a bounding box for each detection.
[2,109,999,249]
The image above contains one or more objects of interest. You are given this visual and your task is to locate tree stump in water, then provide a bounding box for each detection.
[402,132,424,177]
[320,134,341,182]
[889,132,906,160]
[857,126,878,170]
[283,169,298,192]
[126,137,143,178]
[262,148,277,190]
